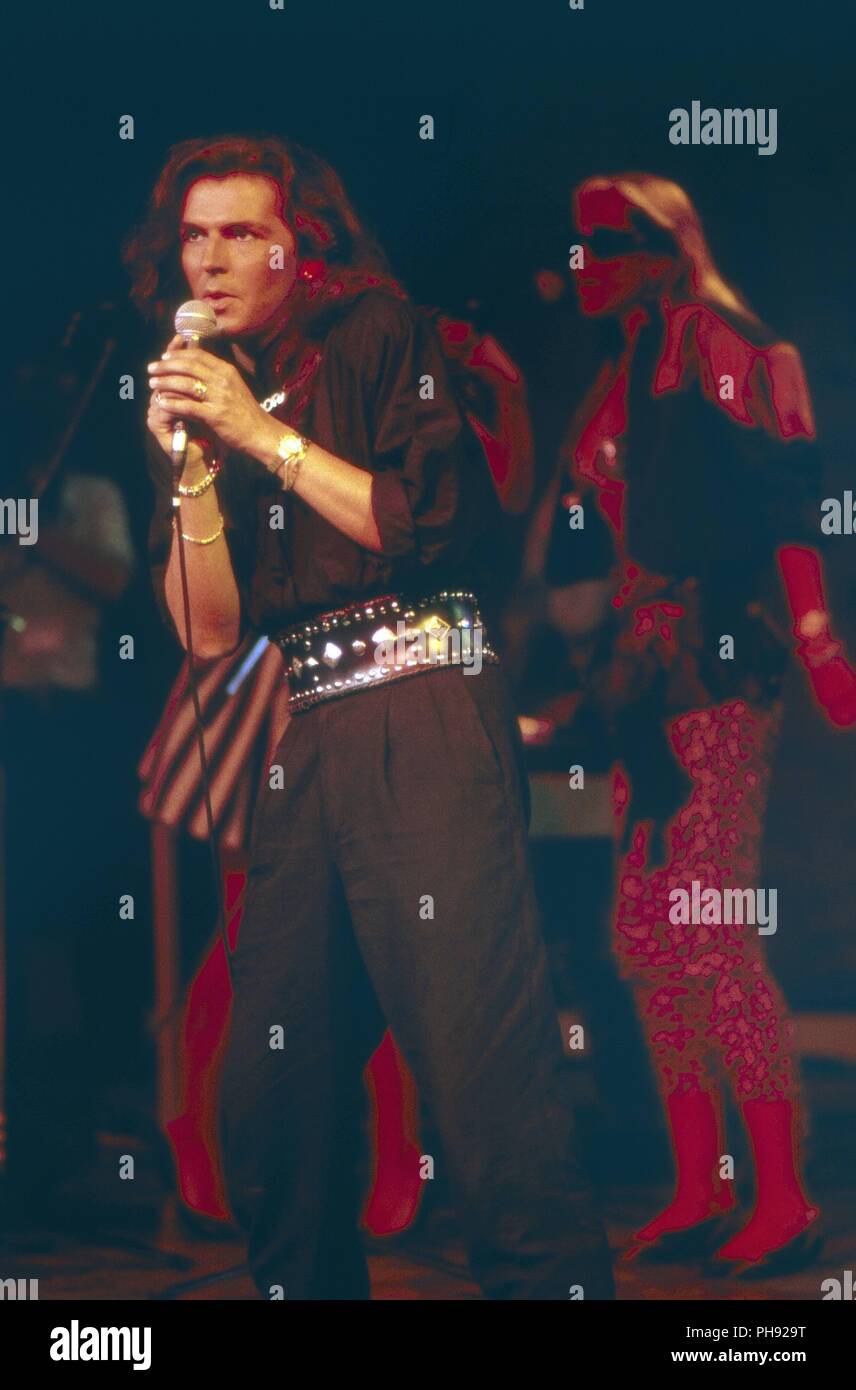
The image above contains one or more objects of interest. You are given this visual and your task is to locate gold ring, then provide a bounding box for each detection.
[193,379,207,401]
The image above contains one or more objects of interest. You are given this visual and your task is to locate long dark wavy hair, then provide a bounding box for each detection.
[123,132,405,344]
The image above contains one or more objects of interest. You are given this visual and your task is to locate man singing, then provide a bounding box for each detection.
[129,132,614,1300]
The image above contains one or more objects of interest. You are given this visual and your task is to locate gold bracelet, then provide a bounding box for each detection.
[175,459,221,499]
[276,431,308,492]
[173,513,225,545]
[285,452,305,492]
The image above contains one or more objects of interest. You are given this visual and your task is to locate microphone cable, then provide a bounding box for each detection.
[154,294,264,1018]
[167,413,236,996]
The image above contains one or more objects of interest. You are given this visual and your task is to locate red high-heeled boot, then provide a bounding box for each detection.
[165,869,244,1224]
[712,1097,822,1273]
[361,1031,425,1238]
[623,1086,735,1261]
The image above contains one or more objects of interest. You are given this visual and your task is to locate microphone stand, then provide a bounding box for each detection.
[33,336,117,501]
[0,332,116,1215]
[0,320,243,1285]
[0,332,191,1269]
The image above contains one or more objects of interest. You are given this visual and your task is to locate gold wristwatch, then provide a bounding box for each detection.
[276,431,308,491]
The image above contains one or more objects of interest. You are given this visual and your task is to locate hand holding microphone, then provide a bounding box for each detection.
[147,300,219,468]
[148,298,278,465]
[146,331,203,465]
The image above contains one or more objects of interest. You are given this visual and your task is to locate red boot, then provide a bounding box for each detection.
[713,1097,821,1269]
[623,1086,735,1260]
[165,868,244,1224]
[166,1111,230,1221]
[361,1032,425,1238]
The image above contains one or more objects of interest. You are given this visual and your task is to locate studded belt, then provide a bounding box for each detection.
[271,590,500,713]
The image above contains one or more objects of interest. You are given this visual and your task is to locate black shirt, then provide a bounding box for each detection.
[535,308,825,835]
[146,289,502,644]
[545,313,821,590]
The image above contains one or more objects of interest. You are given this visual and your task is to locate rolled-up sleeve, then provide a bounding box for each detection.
[339,295,494,568]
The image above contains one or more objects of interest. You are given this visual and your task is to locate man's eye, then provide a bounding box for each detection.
[230,228,253,240]
[181,229,202,242]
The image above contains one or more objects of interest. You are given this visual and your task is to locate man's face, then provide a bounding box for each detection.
[179,173,298,340]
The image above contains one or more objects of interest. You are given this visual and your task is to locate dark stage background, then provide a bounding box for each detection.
[4,0,855,1092]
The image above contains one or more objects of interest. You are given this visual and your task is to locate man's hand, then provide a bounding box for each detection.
[148,340,270,459]
[146,334,203,462]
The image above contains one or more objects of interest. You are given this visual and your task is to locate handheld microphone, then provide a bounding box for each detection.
[171,299,219,463]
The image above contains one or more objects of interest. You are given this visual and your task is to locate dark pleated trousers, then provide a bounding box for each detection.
[218,661,615,1299]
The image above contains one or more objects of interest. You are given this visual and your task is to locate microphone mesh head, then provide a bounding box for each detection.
[174,300,219,339]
